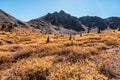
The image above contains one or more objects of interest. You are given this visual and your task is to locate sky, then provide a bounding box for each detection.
[0,0,120,21]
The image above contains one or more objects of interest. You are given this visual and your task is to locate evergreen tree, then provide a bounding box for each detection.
[80,33,82,37]
[46,36,50,43]
[87,28,90,33]
[69,35,72,40]
[97,28,101,33]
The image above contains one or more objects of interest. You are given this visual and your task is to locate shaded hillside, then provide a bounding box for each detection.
[0,22,13,32]
[29,19,79,34]
[79,16,108,30]
[105,17,120,29]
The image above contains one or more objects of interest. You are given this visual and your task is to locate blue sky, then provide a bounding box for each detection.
[0,0,120,21]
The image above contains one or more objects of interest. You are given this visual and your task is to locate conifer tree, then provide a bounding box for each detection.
[97,28,101,33]
[46,36,50,43]
[69,35,72,40]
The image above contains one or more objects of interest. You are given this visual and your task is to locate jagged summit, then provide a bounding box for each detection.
[59,10,65,13]
[46,10,69,16]
[31,10,84,32]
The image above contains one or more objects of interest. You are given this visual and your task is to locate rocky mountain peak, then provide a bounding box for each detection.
[40,10,84,31]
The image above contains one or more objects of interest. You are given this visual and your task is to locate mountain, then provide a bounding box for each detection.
[41,10,85,31]
[79,16,108,30]
[29,11,113,34]
[0,9,30,31]
[29,10,85,34]
[0,9,120,33]
[29,17,79,34]
[105,17,120,29]
[29,11,120,34]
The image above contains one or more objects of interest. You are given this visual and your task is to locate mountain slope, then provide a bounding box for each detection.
[0,9,30,31]
[29,11,120,34]
[29,10,85,34]
[105,17,120,29]
[41,10,85,31]
[79,16,108,31]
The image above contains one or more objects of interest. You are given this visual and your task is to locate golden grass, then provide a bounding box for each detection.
[0,56,54,80]
[47,60,108,80]
[0,28,120,80]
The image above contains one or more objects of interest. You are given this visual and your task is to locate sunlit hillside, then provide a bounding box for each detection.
[0,28,120,80]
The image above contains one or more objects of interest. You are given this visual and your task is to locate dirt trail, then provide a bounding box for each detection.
[105,45,120,79]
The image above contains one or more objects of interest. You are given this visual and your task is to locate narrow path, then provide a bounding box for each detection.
[105,45,120,79]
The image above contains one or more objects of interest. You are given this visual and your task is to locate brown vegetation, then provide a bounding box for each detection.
[0,28,120,80]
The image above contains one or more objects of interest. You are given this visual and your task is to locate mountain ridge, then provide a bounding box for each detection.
[29,10,120,33]
[0,9,120,33]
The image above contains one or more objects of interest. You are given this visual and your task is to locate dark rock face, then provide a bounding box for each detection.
[79,16,108,30]
[0,22,14,32]
[37,10,85,31]
[105,17,120,29]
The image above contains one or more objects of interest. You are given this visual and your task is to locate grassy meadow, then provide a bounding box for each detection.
[0,28,120,80]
